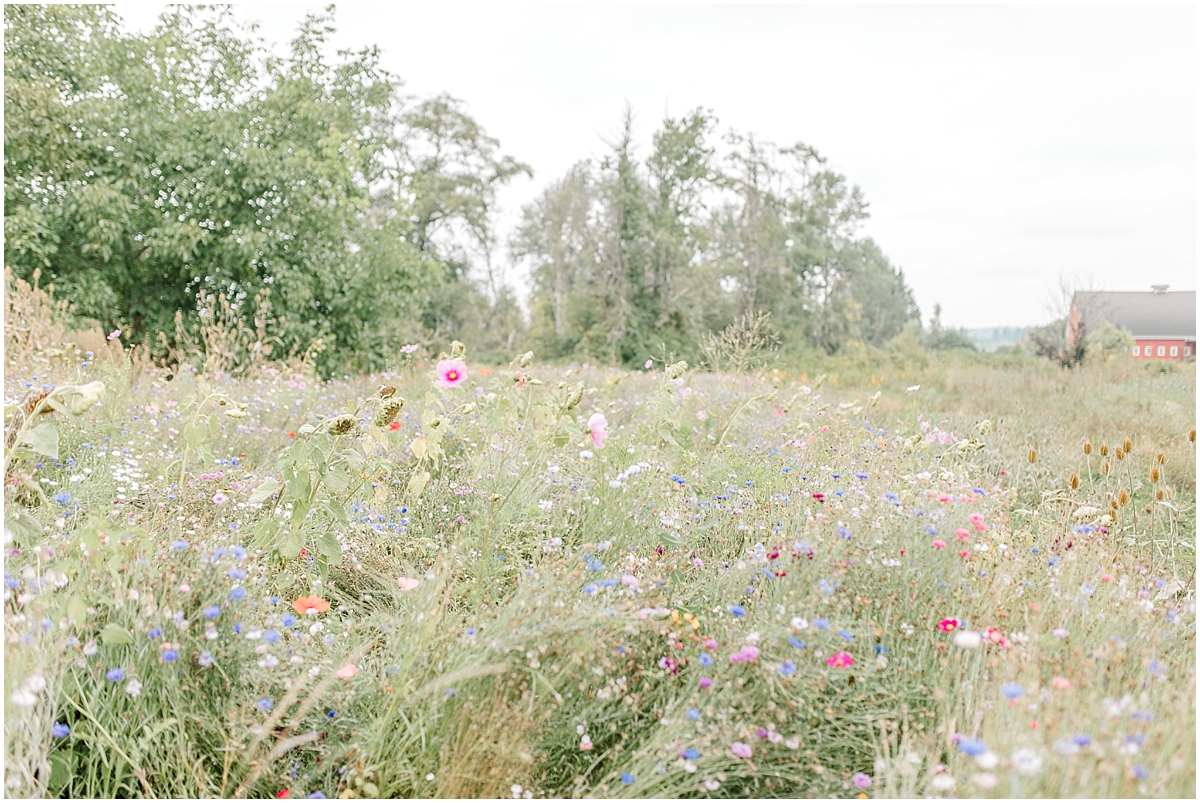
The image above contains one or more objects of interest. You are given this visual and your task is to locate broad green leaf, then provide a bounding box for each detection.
[5,509,43,542]
[18,422,59,458]
[100,623,133,646]
[276,572,296,590]
[323,497,349,526]
[407,470,430,500]
[410,437,427,460]
[248,477,281,505]
[281,528,306,560]
[324,466,350,494]
[658,531,684,549]
[316,530,342,562]
[66,596,88,627]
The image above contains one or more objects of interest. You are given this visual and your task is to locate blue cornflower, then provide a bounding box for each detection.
[256,699,273,711]
[281,614,296,627]
[106,668,125,682]
[779,660,796,676]
[148,627,163,640]
[957,738,987,756]
[1071,734,1092,747]
[621,773,635,784]
[582,583,598,595]
[813,618,829,630]
[838,629,853,642]
[699,653,713,667]
[162,649,179,662]
[838,527,851,540]
[729,605,745,618]
[171,539,189,551]
[52,723,70,738]
[686,708,700,720]
[789,637,806,649]
[855,473,868,479]
[198,651,214,667]
[203,606,221,619]
[671,475,685,485]
[227,568,247,581]
[264,629,281,643]
[54,492,72,506]
[1133,765,1150,780]
[231,545,247,560]
[586,558,603,571]
[681,748,700,760]
[229,586,246,601]
[1001,683,1024,699]
[307,793,326,799]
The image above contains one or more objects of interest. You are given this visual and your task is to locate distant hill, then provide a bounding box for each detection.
[964,327,1030,352]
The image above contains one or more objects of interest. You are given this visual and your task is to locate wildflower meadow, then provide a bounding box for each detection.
[4,330,1195,799]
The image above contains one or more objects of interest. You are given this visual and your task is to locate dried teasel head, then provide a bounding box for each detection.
[1083,441,1093,455]
[1115,447,1125,461]
[1154,487,1165,501]
[373,400,403,428]
[1155,451,1166,465]
[1150,466,1161,484]
[1027,448,1038,464]
[1189,428,1196,443]
[1110,498,1120,511]
[328,415,357,436]
[1069,473,1080,490]
[1100,460,1111,476]
[1123,437,1133,454]
[1117,488,1129,507]
[1099,443,1109,456]
[377,384,397,400]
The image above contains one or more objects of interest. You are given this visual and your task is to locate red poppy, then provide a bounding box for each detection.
[292,595,330,615]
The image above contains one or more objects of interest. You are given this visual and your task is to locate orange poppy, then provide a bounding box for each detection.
[292,595,330,615]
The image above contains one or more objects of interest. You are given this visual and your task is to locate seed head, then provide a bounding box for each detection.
[374,400,403,428]
[1069,473,1080,490]
[565,382,584,411]
[1155,451,1166,465]
[328,415,357,436]
[1189,428,1196,443]
[22,388,54,417]
[1154,487,1165,501]
[378,384,397,400]
[1149,466,1160,484]
[1115,447,1125,461]
[1083,441,1093,455]
[1027,448,1038,464]
[450,340,466,359]
[1117,488,1129,507]
[1100,460,1111,476]
[518,351,533,368]
[1109,499,1119,511]
[1122,437,1132,454]
[1099,443,1109,456]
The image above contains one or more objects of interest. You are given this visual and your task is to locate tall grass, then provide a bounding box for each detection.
[4,343,1194,798]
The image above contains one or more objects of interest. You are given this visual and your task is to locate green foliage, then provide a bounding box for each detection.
[1085,319,1135,361]
[923,303,978,352]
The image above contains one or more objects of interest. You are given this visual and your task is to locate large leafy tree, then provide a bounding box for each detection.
[4,5,440,374]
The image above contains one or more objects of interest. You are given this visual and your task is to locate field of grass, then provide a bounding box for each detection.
[4,346,1195,799]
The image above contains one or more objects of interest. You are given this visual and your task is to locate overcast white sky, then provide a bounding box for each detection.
[111,3,1196,329]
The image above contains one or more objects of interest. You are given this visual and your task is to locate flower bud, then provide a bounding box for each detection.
[518,351,533,368]
[565,382,584,410]
[450,341,466,359]
[665,361,688,380]
[328,415,357,436]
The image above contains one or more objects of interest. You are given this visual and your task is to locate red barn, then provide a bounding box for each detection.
[1069,285,1196,360]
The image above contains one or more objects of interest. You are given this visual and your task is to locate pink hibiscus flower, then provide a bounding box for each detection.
[436,359,468,388]
[588,413,609,449]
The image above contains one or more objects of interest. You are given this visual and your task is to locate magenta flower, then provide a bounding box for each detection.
[730,644,760,663]
[853,772,872,788]
[436,359,468,388]
[969,512,987,532]
[212,492,229,505]
[826,650,855,668]
[699,677,713,688]
[587,413,609,449]
[730,741,753,758]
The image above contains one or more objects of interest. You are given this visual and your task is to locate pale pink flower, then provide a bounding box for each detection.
[969,512,987,532]
[212,492,229,505]
[336,664,359,679]
[397,578,420,591]
[730,741,753,758]
[436,359,468,388]
[1051,677,1071,689]
[587,413,609,449]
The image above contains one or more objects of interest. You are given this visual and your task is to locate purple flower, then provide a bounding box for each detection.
[853,773,872,788]
[257,698,273,711]
[52,723,69,738]
[162,649,179,662]
[105,668,125,682]
[203,606,221,619]
[230,586,246,601]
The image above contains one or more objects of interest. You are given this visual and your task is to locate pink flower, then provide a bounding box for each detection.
[956,528,971,542]
[336,664,358,679]
[730,645,759,663]
[959,549,970,558]
[937,618,959,633]
[620,574,639,589]
[932,540,946,549]
[969,513,986,532]
[703,638,718,650]
[699,677,712,688]
[397,578,420,591]
[730,741,753,758]
[1051,677,1071,689]
[826,650,855,668]
[580,735,593,751]
[436,359,468,388]
[212,492,229,505]
[587,413,609,449]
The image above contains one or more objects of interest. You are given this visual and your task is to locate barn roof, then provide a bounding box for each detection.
[1073,290,1196,339]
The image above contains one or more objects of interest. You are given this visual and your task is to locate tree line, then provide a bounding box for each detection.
[5,5,924,375]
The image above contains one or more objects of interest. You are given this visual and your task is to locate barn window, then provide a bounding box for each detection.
[1132,346,1140,356]
[1170,345,1178,357]
[1157,346,1165,356]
